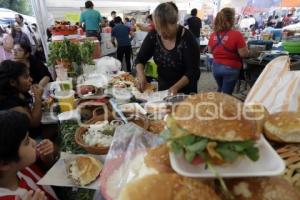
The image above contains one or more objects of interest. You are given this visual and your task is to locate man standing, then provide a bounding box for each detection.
[80,1,102,40]
[109,11,117,28]
[15,14,37,53]
[187,8,202,45]
[112,16,133,72]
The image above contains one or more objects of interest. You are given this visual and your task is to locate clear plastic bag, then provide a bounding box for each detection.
[99,122,163,200]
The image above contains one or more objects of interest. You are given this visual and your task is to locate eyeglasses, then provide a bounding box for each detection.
[12,48,24,53]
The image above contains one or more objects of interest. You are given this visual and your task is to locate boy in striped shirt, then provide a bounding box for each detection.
[0,111,58,200]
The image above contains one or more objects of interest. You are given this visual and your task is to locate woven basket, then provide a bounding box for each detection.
[75,114,115,155]
[277,144,300,191]
[75,112,149,154]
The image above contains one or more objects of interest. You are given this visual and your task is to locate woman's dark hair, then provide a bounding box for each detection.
[15,41,32,55]
[0,110,30,164]
[11,24,18,38]
[0,60,28,96]
[114,16,122,24]
[191,8,197,16]
[147,14,153,21]
[85,0,93,9]
[213,7,235,32]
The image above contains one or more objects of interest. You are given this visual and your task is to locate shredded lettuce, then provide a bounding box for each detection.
[160,116,259,163]
[161,130,259,163]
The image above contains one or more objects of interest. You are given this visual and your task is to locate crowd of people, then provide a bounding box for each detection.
[0,12,57,200]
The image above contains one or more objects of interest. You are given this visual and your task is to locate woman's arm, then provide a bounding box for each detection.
[238,47,249,58]
[180,31,201,93]
[136,63,147,91]
[169,76,189,95]
[237,31,249,58]
[207,46,212,53]
[30,84,43,127]
[38,76,50,88]
[12,85,43,127]
[135,32,156,91]
[30,57,53,86]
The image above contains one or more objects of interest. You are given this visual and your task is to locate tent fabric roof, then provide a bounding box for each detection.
[280,0,300,7]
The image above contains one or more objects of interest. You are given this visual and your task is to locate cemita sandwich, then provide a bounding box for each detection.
[67,156,103,186]
[118,173,221,200]
[161,92,261,165]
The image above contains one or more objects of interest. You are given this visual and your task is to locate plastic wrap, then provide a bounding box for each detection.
[94,56,121,75]
[99,122,163,200]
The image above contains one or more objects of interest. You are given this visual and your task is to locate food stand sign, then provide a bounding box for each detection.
[64,12,80,24]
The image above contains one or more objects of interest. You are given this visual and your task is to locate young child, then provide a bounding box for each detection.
[0,60,43,137]
[0,110,58,200]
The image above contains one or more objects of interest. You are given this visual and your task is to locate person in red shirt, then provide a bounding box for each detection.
[208,7,248,95]
[0,111,58,200]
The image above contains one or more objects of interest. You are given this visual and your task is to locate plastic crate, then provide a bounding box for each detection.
[283,41,300,54]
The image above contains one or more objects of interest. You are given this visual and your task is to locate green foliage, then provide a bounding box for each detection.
[48,39,80,66]
[79,39,95,65]
[0,0,33,15]
[48,39,95,67]
[59,120,86,154]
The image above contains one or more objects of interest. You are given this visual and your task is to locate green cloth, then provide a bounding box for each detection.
[145,61,158,78]
[80,8,102,31]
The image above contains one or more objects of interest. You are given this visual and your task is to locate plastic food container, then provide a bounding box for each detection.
[54,90,75,112]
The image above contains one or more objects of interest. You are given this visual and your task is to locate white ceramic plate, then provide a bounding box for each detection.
[170,136,285,178]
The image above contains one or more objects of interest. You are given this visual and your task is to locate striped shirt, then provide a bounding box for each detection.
[0,164,58,200]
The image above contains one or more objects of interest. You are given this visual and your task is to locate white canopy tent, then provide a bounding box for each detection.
[31,0,255,58]
[30,0,206,57]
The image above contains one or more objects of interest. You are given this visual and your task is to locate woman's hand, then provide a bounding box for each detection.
[31,84,43,99]
[168,86,178,96]
[137,74,148,92]
[37,139,54,159]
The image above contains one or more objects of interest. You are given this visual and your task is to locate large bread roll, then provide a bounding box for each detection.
[67,156,103,186]
[118,173,221,200]
[173,92,259,141]
[244,103,269,134]
[144,144,174,173]
[225,177,300,200]
[264,112,300,143]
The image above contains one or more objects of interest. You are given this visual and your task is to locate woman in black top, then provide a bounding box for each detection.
[135,2,200,94]
[0,60,43,135]
[12,42,53,88]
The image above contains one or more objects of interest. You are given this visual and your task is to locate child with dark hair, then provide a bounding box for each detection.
[0,60,43,132]
[0,110,58,200]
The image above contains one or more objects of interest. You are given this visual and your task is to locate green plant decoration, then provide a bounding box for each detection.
[48,38,95,67]
[79,39,96,65]
[48,39,81,67]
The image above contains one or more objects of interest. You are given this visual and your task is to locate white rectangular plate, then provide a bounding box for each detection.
[38,152,106,189]
[170,136,285,178]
